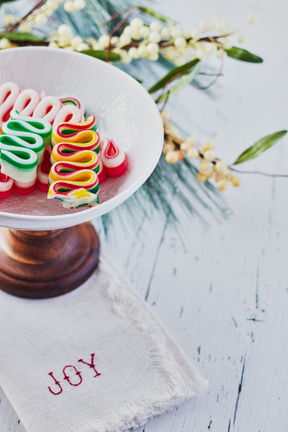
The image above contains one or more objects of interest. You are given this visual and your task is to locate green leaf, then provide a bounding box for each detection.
[0,0,15,4]
[225,46,263,63]
[148,58,200,94]
[0,32,46,42]
[130,76,143,84]
[137,6,174,23]
[156,64,201,103]
[79,50,121,61]
[233,130,288,165]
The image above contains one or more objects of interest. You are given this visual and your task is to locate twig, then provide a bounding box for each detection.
[107,7,137,36]
[102,6,136,26]
[164,131,183,147]
[5,0,47,33]
[230,167,288,178]
[194,44,225,90]
[199,71,223,77]
[197,33,233,42]
[159,93,170,111]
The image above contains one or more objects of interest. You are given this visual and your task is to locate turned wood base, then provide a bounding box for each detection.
[0,222,100,299]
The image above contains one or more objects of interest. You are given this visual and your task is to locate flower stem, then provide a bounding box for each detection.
[230,167,288,177]
[5,0,47,33]
[108,7,137,36]
[194,44,225,90]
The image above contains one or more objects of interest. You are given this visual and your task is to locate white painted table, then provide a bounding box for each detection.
[1,0,288,430]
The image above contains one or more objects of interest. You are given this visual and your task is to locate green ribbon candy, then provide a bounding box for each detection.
[3,109,52,150]
[0,142,37,182]
[0,133,44,164]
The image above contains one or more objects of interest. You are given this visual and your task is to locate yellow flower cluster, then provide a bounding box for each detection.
[47,16,236,65]
[63,0,86,13]
[161,110,241,190]
[0,0,85,45]
[0,37,11,49]
[7,0,65,33]
[0,5,253,68]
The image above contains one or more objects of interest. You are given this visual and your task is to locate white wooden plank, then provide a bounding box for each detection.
[0,387,25,432]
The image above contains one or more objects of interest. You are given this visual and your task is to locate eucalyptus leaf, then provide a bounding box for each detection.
[156,64,201,103]
[130,76,143,83]
[0,32,46,42]
[137,6,174,23]
[148,58,200,94]
[80,49,121,61]
[0,0,15,4]
[233,130,288,165]
[226,46,263,63]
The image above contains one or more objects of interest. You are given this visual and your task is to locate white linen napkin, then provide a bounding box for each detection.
[0,255,207,432]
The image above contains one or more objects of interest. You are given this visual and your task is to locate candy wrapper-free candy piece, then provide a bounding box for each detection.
[7,109,52,151]
[48,164,100,209]
[53,105,83,127]
[0,169,13,199]
[100,137,127,177]
[33,96,62,124]
[51,143,100,173]
[0,82,21,127]
[13,89,41,117]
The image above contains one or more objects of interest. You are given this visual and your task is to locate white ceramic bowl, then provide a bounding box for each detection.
[0,47,163,230]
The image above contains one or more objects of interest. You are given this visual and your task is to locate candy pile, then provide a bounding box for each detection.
[0,82,128,208]
[0,109,51,197]
[48,116,101,208]
[0,82,85,128]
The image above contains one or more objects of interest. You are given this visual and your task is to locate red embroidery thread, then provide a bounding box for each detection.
[48,353,101,395]
[48,372,63,396]
[63,365,83,387]
[78,353,101,378]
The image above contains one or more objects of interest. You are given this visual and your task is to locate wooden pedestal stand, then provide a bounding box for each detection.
[0,222,100,299]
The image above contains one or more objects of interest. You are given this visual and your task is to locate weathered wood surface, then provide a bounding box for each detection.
[1,0,288,430]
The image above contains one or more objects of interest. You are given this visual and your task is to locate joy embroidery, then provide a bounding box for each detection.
[48,353,101,395]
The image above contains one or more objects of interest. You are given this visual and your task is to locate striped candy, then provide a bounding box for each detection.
[48,184,99,209]
[97,159,107,184]
[51,116,99,152]
[52,115,97,136]
[59,95,85,115]
[13,89,41,117]
[51,143,100,173]
[7,109,52,150]
[0,129,44,165]
[0,169,14,199]
[37,149,52,192]
[1,111,51,195]
[33,96,62,124]
[48,163,99,208]
[53,105,84,127]
[0,141,37,194]
[100,137,127,177]
[0,82,21,127]
[49,163,99,193]
[0,83,86,127]
[0,83,130,204]
[48,116,101,208]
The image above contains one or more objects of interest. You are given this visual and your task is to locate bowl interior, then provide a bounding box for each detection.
[0,47,163,230]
